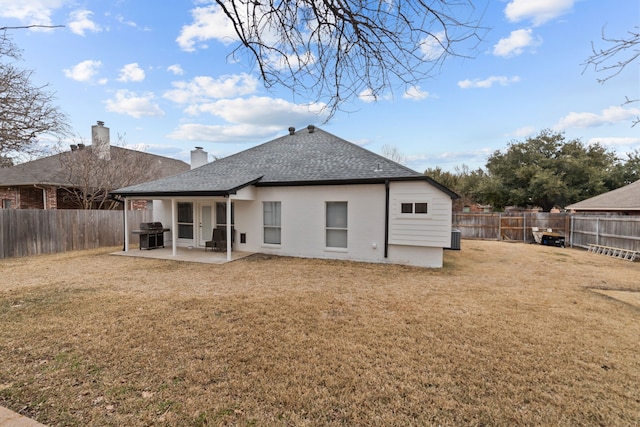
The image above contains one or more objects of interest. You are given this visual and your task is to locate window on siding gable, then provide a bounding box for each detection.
[401,203,413,213]
[326,202,347,248]
[415,202,428,214]
[263,201,281,245]
[401,202,428,214]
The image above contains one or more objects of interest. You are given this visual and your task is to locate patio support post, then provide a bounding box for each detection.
[226,197,232,261]
[123,197,129,252]
[171,198,177,256]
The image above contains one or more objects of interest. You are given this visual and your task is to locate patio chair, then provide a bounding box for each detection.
[204,228,226,252]
[213,228,228,252]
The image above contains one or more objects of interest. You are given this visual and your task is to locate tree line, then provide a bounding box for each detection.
[426,130,640,212]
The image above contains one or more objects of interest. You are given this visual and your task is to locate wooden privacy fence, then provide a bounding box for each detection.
[453,213,640,252]
[0,209,150,259]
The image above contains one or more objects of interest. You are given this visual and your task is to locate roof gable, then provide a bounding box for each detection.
[112,126,457,198]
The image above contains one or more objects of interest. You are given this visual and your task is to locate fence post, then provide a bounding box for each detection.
[498,213,502,241]
[596,217,600,245]
[570,215,574,248]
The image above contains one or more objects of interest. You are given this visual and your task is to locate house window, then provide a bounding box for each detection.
[215,202,234,227]
[263,201,281,245]
[2,199,11,209]
[326,202,347,248]
[401,202,428,214]
[177,202,193,239]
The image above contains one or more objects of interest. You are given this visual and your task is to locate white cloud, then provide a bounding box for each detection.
[167,123,282,143]
[176,5,239,51]
[403,86,430,100]
[554,106,640,130]
[189,96,326,126]
[509,126,537,138]
[0,0,66,27]
[358,88,377,103]
[419,31,447,61]
[117,63,145,82]
[458,76,521,89]
[116,14,137,28]
[505,0,574,26]
[63,59,102,82]
[163,74,259,104]
[68,9,101,36]
[167,64,184,76]
[105,90,165,118]
[493,29,541,57]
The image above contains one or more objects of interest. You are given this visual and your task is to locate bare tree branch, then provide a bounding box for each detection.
[583,26,640,127]
[214,0,487,119]
[583,26,640,83]
[0,31,70,157]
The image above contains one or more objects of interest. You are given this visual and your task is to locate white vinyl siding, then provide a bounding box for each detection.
[389,182,452,248]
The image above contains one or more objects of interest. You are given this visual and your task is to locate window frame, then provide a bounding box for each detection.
[325,201,348,249]
[399,201,429,216]
[263,201,282,245]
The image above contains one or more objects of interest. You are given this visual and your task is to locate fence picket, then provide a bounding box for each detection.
[0,210,150,259]
[454,213,640,252]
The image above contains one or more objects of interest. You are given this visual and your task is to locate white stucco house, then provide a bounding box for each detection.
[111,125,458,268]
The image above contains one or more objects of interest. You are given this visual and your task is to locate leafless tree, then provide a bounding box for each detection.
[57,136,167,210]
[381,144,407,165]
[216,0,486,118]
[583,26,640,126]
[0,30,70,157]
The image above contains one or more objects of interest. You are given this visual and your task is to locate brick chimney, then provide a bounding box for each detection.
[190,146,208,169]
[91,121,110,160]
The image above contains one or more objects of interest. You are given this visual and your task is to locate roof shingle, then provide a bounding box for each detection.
[112,126,456,197]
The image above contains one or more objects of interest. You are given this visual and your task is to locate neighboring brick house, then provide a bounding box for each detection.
[0,122,190,210]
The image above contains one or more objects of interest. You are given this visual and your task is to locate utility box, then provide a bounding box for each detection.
[449,229,461,250]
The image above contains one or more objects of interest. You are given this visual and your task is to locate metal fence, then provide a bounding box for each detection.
[0,209,151,259]
[453,212,640,251]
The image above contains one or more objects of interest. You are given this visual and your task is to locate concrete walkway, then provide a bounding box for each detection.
[0,406,46,427]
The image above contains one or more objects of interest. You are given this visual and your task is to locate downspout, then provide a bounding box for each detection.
[384,180,390,258]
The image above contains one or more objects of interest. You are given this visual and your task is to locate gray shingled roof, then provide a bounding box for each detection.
[565,179,640,211]
[112,126,457,198]
[0,146,189,187]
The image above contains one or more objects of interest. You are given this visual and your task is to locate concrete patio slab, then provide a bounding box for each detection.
[112,246,255,264]
[0,406,47,427]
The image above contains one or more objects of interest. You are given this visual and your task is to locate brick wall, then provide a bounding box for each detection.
[0,188,19,209]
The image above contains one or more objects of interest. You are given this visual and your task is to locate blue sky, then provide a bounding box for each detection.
[2,0,638,172]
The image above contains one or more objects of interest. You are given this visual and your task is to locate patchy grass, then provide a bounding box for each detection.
[1,241,639,426]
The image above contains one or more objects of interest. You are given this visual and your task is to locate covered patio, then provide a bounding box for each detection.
[112,246,255,264]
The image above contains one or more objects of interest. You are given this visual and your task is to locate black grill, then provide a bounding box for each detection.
[134,222,169,250]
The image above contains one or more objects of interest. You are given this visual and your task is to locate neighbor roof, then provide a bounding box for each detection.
[0,146,189,187]
[111,126,458,198]
[565,179,640,211]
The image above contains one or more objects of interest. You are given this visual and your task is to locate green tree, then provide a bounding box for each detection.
[484,130,618,211]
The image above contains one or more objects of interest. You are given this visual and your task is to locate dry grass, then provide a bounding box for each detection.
[1,241,639,426]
